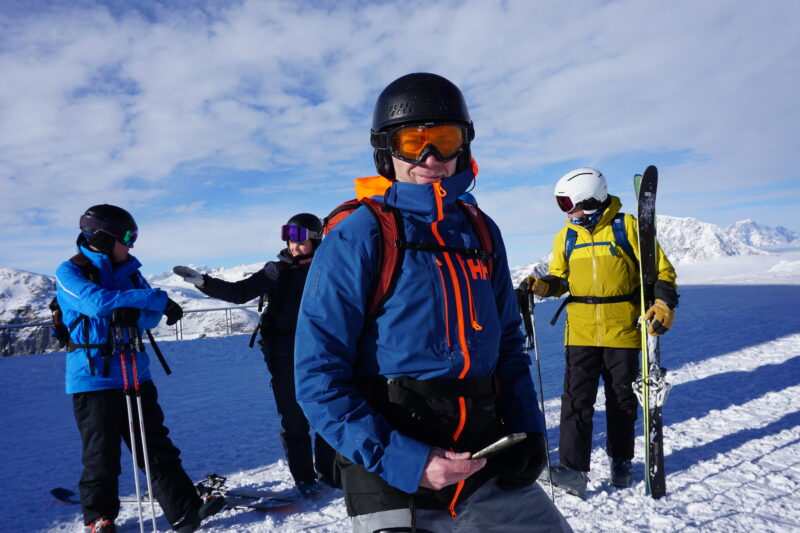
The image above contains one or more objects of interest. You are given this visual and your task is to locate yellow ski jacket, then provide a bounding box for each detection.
[548,195,677,348]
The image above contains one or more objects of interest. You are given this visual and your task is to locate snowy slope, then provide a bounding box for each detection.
[2,280,799,532]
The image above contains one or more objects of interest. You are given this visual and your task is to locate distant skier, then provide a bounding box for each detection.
[519,168,678,498]
[55,204,224,533]
[173,213,337,498]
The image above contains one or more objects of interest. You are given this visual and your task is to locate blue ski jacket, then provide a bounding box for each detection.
[55,244,168,394]
[294,168,545,494]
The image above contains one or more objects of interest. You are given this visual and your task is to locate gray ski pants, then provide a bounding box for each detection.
[351,478,572,533]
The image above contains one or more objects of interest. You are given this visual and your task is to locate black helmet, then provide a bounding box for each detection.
[370,73,475,180]
[79,204,138,254]
[281,213,323,247]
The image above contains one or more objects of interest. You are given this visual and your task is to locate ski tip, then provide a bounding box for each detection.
[644,165,658,176]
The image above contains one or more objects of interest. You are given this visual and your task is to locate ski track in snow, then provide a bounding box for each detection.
[1,285,799,532]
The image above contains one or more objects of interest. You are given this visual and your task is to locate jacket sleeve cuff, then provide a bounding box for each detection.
[381,433,431,494]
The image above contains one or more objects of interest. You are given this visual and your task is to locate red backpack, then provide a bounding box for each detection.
[323,176,495,317]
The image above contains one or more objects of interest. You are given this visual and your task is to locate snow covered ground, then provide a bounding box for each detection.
[2,278,799,532]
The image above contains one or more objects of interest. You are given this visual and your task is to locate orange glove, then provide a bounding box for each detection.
[519,276,551,297]
[645,299,674,335]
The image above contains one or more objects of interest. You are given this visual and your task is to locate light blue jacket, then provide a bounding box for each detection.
[295,168,545,493]
[55,244,167,394]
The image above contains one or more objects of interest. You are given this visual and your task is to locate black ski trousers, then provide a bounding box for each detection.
[558,346,639,472]
[265,350,338,485]
[72,381,200,527]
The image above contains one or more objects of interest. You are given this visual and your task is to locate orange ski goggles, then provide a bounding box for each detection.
[371,123,469,164]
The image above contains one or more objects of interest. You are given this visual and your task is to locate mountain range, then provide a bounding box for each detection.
[2,216,798,356]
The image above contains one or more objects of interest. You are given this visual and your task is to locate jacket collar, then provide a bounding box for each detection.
[378,167,475,221]
[78,244,142,277]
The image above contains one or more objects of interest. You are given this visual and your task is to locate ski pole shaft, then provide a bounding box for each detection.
[118,327,146,533]
[527,293,555,502]
[145,329,171,375]
[129,327,159,533]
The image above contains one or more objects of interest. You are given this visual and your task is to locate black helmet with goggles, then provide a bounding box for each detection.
[370,73,475,180]
[79,204,138,254]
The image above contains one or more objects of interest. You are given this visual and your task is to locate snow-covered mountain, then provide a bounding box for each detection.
[726,219,799,248]
[656,215,769,263]
[0,268,57,356]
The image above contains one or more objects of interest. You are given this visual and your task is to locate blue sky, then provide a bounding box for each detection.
[1,0,798,276]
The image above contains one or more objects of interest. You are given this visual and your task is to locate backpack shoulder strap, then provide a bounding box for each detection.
[70,253,101,284]
[564,228,578,262]
[323,199,362,235]
[360,197,405,317]
[323,197,405,318]
[612,213,637,266]
[456,200,494,279]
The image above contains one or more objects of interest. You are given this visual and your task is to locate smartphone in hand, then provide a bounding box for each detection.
[471,433,527,460]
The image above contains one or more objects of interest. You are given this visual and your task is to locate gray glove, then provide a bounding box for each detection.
[173,266,205,288]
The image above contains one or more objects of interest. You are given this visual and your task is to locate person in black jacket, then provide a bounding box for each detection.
[173,213,336,498]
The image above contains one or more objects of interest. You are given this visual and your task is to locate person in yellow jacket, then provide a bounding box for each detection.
[520,167,678,498]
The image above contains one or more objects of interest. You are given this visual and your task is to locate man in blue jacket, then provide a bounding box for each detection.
[56,204,223,533]
[295,74,571,532]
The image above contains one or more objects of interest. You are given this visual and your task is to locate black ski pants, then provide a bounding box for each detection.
[558,346,640,472]
[265,350,337,485]
[72,380,201,527]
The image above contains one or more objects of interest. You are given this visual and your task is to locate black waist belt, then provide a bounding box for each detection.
[386,375,496,398]
[550,289,640,326]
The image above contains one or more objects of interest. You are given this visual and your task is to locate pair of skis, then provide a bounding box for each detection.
[51,473,297,513]
[632,165,671,500]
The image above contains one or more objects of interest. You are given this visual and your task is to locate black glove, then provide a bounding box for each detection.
[111,307,140,328]
[494,432,548,491]
[163,298,183,326]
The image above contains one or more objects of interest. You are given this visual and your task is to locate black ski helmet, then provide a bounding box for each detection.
[370,73,475,180]
[79,204,138,254]
[283,213,323,248]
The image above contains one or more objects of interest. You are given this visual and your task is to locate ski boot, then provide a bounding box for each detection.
[297,479,320,498]
[544,465,588,499]
[609,457,633,488]
[87,516,116,533]
[199,492,227,519]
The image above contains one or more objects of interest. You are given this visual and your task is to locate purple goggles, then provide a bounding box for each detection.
[281,224,321,243]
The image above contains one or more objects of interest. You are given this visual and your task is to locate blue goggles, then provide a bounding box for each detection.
[281,225,321,243]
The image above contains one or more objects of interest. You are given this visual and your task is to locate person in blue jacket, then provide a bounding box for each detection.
[294,73,572,532]
[55,204,223,533]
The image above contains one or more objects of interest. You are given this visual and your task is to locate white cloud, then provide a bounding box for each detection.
[1,0,798,274]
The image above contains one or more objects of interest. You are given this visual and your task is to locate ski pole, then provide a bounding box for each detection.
[527,292,555,502]
[129,326,159,532]
[515,288,555,502]
[117,325,146,533]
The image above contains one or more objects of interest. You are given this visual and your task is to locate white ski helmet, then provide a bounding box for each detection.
[554,167,608,214]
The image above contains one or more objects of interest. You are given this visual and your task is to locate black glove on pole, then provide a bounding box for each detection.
[163,298,183,326]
